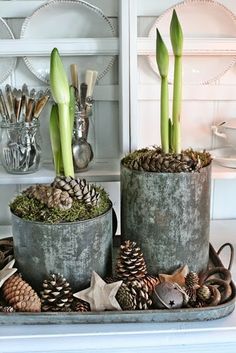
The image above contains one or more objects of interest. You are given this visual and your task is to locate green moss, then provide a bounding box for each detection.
[10,187,111,224]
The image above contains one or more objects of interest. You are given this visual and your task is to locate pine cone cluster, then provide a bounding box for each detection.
[52,176,100,206]
[122,148,211,173]
[2,274,41,312]
[40,273,73,312]
[24,185,73,210]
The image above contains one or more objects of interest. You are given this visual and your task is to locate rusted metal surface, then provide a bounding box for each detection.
[11,207,113,291]
[121,164,212,274]
[0,243,235,325]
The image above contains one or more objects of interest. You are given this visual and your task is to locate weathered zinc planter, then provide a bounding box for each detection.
[121,164,211,274]
[11,206,113,291]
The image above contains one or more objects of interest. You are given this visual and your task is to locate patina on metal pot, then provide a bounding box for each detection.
[121,163,211,274]
[11,205,113,291]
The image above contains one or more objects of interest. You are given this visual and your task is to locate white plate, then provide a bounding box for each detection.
[21,0,115,83]
[148,0,236,85]
[210,147,236,169]
[0,18,16,83]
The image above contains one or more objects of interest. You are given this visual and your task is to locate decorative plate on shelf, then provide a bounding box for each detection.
[148,0,236,85]
[210,147,236,169]
[0,18,16,83]
[20,0,116,83]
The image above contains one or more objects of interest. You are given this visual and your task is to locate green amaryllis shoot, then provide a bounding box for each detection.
[170,9,183,154]
[156,28,169,153]
[50,48,74,177]
[49,104,63,176]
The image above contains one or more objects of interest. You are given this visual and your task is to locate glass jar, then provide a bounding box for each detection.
[72,108,94,172]
[0,120,41,174]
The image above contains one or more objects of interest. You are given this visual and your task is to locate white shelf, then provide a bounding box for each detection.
[0,159,120,184]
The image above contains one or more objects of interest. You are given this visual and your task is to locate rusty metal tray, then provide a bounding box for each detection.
[0,240,235,325]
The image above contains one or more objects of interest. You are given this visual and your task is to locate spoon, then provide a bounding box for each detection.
[72,137,93,171]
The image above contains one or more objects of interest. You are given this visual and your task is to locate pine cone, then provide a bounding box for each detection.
[2,274,41,312]
[24,185,72,210]
[116,240,147,281]
[142,275,160,295]
[41,273,73,312]
[51,176,100,206]
[0,238,14,270]
[0,305,15,313]
[128,279,152,310]
[197,285,211,302]
[185,272,200,289]
[116,283,136,310]
[72,299,90,312]
[123,148,211,173]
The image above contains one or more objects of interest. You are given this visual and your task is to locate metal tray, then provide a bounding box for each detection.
[0,241,235,325]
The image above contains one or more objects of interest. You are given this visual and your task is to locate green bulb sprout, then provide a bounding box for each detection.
[156,9,183,154]
[50,48,74,177]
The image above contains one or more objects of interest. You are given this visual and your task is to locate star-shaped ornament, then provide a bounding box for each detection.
[159,264,189,287]
[73,271,123,311]
[0,259,17,288]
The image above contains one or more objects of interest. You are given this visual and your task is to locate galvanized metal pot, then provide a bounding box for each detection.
[11,206,113,291]
[121,164,211,274]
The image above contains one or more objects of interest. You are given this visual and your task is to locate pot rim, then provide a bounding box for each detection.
[11,201,113,226]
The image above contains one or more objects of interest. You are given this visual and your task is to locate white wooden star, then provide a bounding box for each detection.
[73,271,123,311]
[0,259,17,288]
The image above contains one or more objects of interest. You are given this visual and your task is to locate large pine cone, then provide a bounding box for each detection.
[122,147,211,173]
[116,280,152,310]
[41,273,74,312]
[52,176,100,206]
[116,240,147,281]
[2,274,41,312]
[24,185,72,210]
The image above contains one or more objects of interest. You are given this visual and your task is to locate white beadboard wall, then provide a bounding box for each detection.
[1,0,236,227]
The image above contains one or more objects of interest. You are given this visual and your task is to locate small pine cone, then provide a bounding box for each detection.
[72,299,90,312]
[0,305,15,313]
[116,240,147,281]
[24,185,72,210]
[185,272,200,289]
[116,283,136,310]
[185,287,197,305]
[128,279,152,310]
[197,285,211,302]
[2,274,41,312]
[142,275,160,295]
[52,177,100,206]
[41,273,73,312]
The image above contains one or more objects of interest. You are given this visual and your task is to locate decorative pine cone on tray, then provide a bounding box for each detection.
[0,238,14,270]
[116,283,136,311]
[72,299,90,312]
[41,273,73,312]
[128,279,152,310]
[24,185,73,210]
[2,274,41,312]
[184,271,200,305]
[122,147,211,173]
[116,240,147,281]
[51,176,100,206]
[142,274,160,295]
[0,304,15,313]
